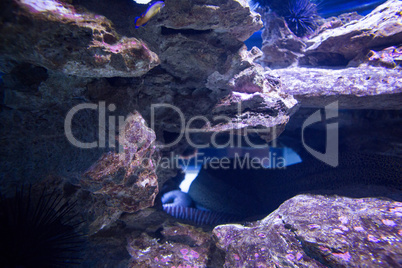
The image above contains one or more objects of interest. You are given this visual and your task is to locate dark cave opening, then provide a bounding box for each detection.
[161,27,213,36]
[160,109,402,226]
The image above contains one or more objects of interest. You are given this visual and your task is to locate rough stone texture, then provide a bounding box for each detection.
[133,0,263,83]
[214,194,402,268]
[202,46,297,140]
[0,0,282,239]
[205,91,292,141]
[82,112,158,214]
[301,0,402,66]
[259,12,306,68]
[271,66,402,109]
[0,0,159,77]
[160,0,262,42]
[355,45,402,68]
[2,0,401,266]
[127,222,213,267]
[314,12,363,36]
[84,46,297,150]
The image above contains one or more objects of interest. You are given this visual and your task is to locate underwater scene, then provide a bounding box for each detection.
[0,0,401,267]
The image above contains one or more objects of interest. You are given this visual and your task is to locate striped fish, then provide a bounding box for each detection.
[163,204,238,226]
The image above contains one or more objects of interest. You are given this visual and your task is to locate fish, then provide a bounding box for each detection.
[134,1,165,28]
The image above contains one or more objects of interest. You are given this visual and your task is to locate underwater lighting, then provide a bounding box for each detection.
[133,0,153,4]
[179,167,200,193]
[21,0,71,14]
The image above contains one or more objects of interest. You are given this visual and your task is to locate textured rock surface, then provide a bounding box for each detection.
[259,12,306,68]
[214,194,402,267]
[1,0,402,266]
[202,46,297,140]
[133,0,263,83]
[257,0,402,110]
[0,0,287,226]
[127,222,213,267]
[82,112,158,213]
[357,45,402,68]
[271,66,402,109]
[0,0,159,77]
[160,0,262,41]
[301,0,402,66]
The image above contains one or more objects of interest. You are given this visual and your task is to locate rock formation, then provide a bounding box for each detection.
[214,194,402,267]
[0,0,401,266]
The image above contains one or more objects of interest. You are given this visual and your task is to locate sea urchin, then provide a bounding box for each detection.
[284,0,318,37]
[251,0,319,37]
[0,186,86,267]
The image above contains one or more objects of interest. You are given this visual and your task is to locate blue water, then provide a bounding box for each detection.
[318,0,387,17]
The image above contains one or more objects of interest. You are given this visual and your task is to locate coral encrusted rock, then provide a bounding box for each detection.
[214,194,402,267]
[301,0,402,66]
[259,12,306,68]
[127,222,213,267]
[271,66,402,109]
[82,112,159,213]
[0,0,159,77]
[134,0,263,83]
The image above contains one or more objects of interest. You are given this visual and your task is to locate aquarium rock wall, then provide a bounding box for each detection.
[0,0,401,267]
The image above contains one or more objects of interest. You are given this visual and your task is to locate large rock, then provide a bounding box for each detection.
[0,0,159,77]
[133,0,262,82]
[214,194,402,267]
[301,0,402,66]
[82,112,158,214]
[160,0,262,41]
[271,66,402,109]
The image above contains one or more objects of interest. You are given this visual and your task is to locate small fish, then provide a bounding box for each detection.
[134,1,165,28]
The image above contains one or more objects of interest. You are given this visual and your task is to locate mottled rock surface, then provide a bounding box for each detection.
[301,0,402,66]
[1,0,402,266]
[0,0,288,226]
[214,194,402,267]
[160,0,262,42]
[133,0,263,83]
[357,45,402,68]
[127,222,213,267]
[0,0,159,77]
[260,13,306,68]
[272,66,402,109]
[82,112,158,214]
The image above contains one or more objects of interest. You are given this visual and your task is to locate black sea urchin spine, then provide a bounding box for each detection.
[251,0,319,37]
[284,0,318,36]
[0,186,86,267]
